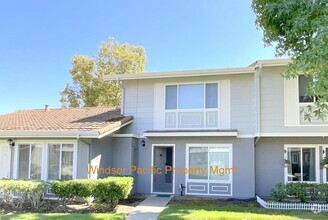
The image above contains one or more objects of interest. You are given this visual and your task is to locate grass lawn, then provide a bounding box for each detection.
[0,213,125,220]
[158,200,328,220]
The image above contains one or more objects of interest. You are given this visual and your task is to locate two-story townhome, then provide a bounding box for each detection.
[1,58,327,199]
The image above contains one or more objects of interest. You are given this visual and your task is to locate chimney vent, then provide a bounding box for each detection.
[45,105,49,111]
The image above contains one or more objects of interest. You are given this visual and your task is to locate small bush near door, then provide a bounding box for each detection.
[271,182,328,203]
[51,176,134,209]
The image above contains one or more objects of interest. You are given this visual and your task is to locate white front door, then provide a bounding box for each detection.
[0,143,11,178]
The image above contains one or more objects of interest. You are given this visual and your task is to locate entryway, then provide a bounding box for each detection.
[151,145,174,194]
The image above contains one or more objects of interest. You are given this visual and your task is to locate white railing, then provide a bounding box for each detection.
[256,196,328,212]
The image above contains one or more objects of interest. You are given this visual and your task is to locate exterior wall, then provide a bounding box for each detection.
[90,137,137,181]
[136,136,255,199]
[122,74,255,136]
[259,66,328,134]
[255,137,328,198]
[77,139,90,179]
[90,137,113,179]
[0,140,11,178]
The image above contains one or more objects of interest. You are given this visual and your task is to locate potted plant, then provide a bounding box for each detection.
[284,159,291,167]
[320,157,328,169]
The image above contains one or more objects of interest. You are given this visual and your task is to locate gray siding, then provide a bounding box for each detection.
[122,74,255,136]
[255,137,328,198]
[137,137,255,199]
[91,137,113,178]
[260,66,328,134]
[77,139,90,179]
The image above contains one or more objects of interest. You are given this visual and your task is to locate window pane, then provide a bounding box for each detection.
[287,148,301,182]
[299,75,314,103]
[48,144,60,180]
[30,144,42,180]
[209,147,229,180]
[302,148,316,181]
[189,147,208,179]
[18,145,30,179]
[179,84,204,109]
[61,144,73,180]
[206,83,218,108]
[165,85,177,109]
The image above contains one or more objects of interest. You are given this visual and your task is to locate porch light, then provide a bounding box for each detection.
[141,139,146,147]
[7,138,15,147]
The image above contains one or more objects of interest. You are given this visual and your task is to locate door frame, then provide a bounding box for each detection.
[151,144,175,194]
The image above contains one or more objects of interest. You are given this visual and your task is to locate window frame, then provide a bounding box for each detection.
[47,143,75,180]
[185,144,233,184]
[13,140,77,181]
[165,82,220,111]
[164,81,220,129]
[298,75,316,104]
[323,146,328,184]
[17,143,43,180]
[284,144,320,184]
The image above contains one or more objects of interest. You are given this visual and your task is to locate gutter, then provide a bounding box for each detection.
[254,62,262,141]
[0,120,133,139]
[116,76,125,115]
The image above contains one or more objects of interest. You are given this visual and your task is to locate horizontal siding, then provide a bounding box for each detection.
[122,74,255,136]
[260,67,328,134]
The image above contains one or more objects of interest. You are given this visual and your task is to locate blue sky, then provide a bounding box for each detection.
[0,0,276,114]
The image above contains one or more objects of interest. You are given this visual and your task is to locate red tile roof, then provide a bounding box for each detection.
[0,107,133,135]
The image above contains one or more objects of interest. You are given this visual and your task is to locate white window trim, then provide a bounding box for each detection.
[150,144,175,195]
[47,142,77,180]
[13,140,77,181]
[164,82,220,129]
[284,144,320,184]
[323,146,328,184]
[185,143,233,196]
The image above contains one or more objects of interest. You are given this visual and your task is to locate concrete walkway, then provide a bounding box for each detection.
[126,195,173,220]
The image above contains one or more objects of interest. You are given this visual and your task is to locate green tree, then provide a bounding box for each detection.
[252,0,328,120]
[60,38,146,108]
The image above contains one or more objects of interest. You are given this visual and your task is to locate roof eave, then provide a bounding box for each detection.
[0,119,134,139]
[104,67,255,81]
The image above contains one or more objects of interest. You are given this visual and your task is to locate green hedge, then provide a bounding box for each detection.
[0,179,48,210]
[271,182,328,202]
[51,176,133,208]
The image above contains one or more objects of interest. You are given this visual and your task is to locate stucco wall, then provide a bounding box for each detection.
[255,137,328,198]
[136,137,255,199]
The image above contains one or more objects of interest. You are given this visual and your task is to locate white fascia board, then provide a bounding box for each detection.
[0,120,133,139]
[111,133,140,138]
[260,133,328,137]
[143,131,238,137]
[256,59,291,67]
[104,67,255,81]
[0,130,97,139]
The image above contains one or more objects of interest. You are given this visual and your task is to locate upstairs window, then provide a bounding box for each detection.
[299,75,314,103]
[165,83,218,110]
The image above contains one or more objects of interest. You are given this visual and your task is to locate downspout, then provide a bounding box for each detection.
[255,62,262,143]
[254,62,262,198]
[117,76,125,115]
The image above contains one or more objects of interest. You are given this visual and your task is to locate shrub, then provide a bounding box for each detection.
[93,177,134,208]
[307,184,319,201]
[51,176,133,209]
[271,183,287,201]
[286,182,308,202]
[51,179,94,207]
[0,179,48,210]
[318,184,328,202]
